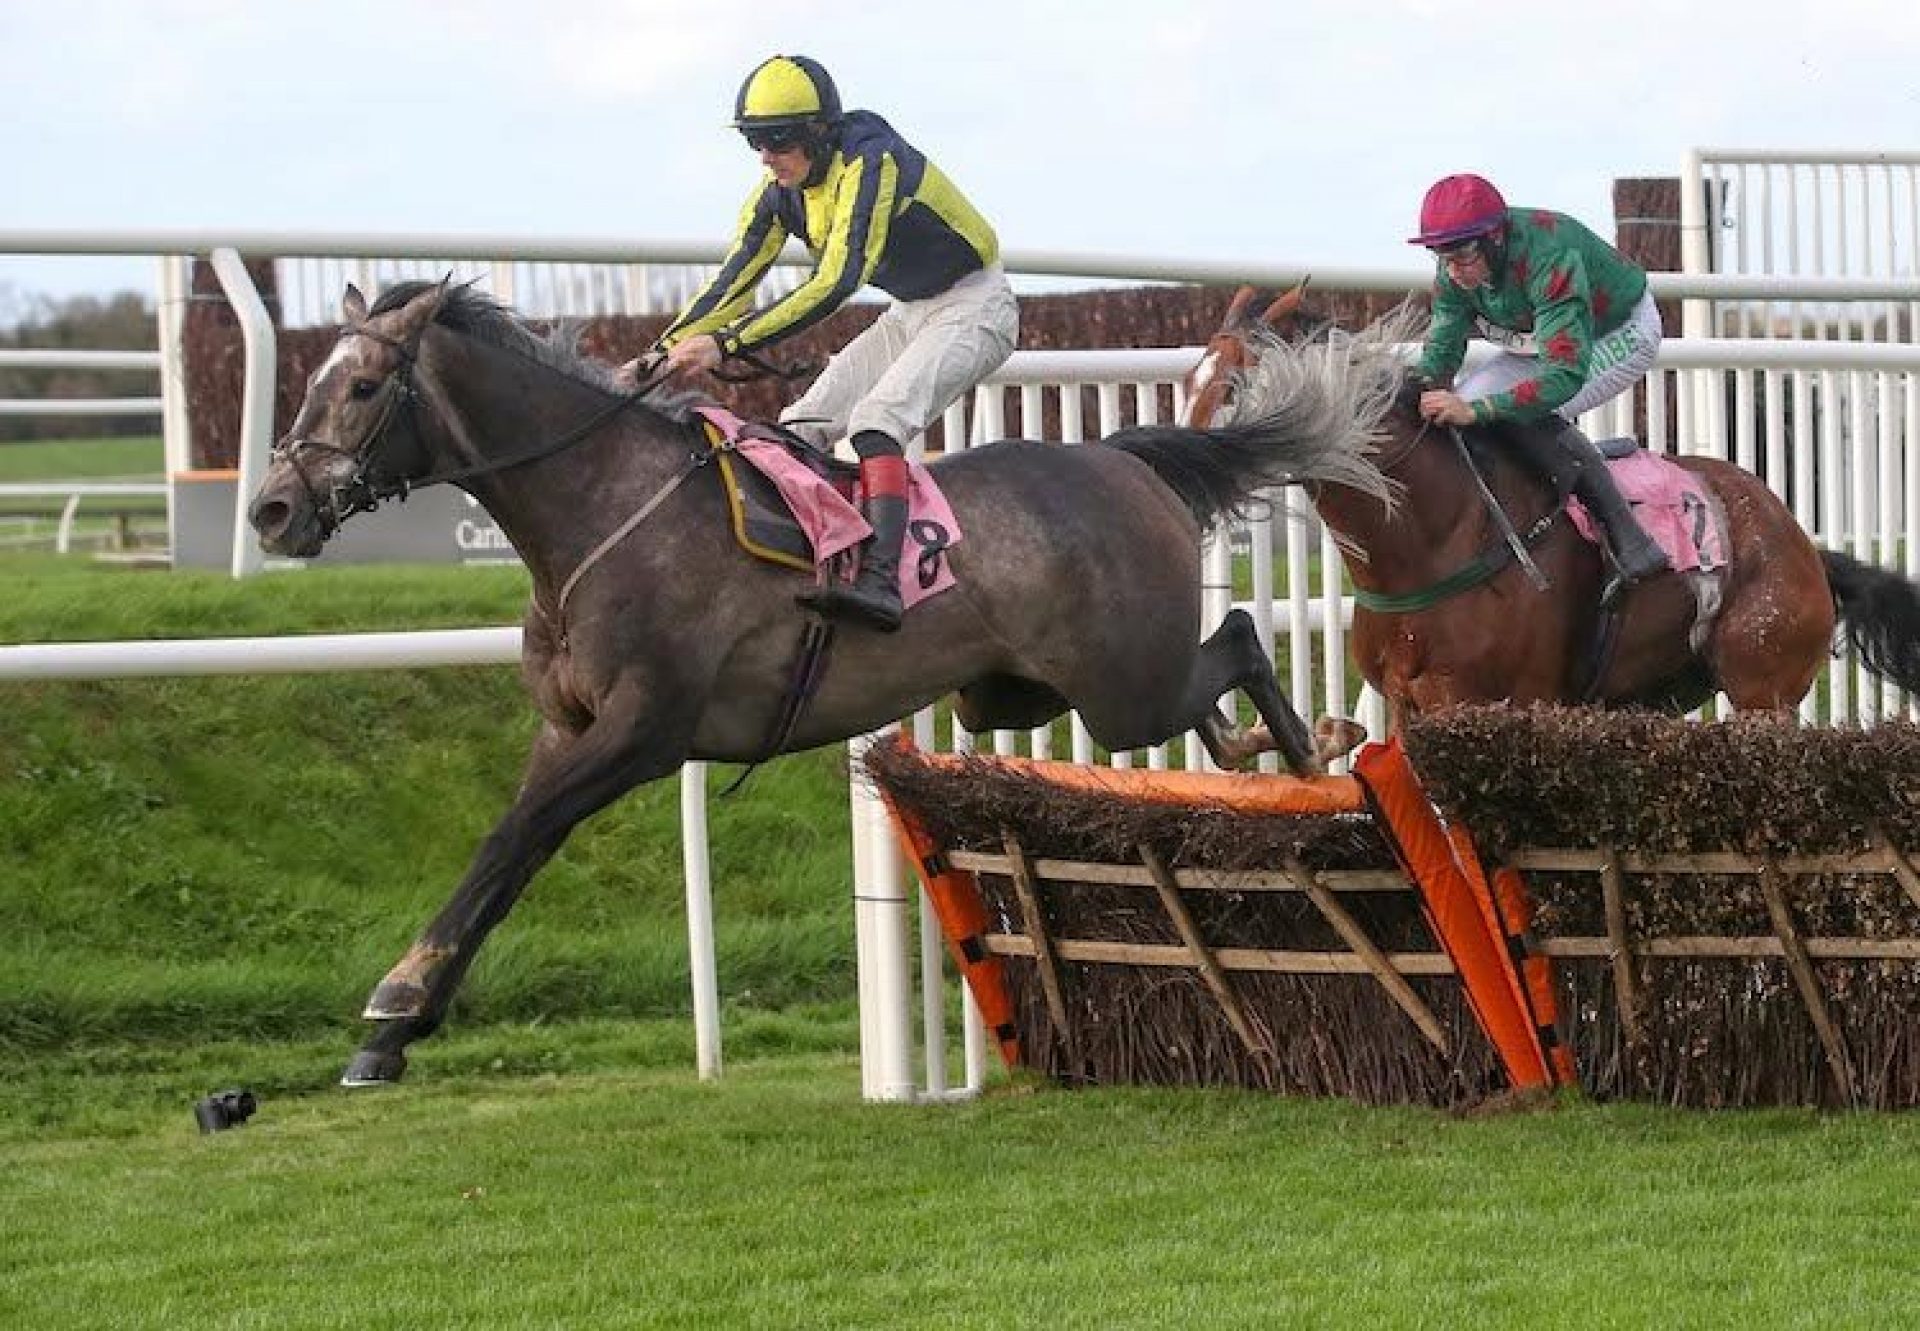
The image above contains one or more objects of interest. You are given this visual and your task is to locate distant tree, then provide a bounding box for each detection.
[0,289,158,442]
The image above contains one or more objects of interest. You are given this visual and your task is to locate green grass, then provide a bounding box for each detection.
[3,1044,1917,1329]
[0,437,167,550]
[7,553,1920,1328]
[0,433,162,483]
[1,556,858,1054]
[0,552,535,640]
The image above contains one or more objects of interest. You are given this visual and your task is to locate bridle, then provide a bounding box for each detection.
[271,323,433,537]
[271,320,668,541]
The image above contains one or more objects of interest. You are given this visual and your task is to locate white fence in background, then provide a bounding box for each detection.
[0,481,167,553]
[0,347,168,553]
[273,254,817,330]
[9,335,1920,1100]
[1682,149,1920,341]
[8,220,1916,576]
[0,347,164,416]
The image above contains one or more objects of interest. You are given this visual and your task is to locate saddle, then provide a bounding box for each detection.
[1476,421,1727,577]
[696,412,857,572]
[1567,442,1727,576]
[689,404,963,610]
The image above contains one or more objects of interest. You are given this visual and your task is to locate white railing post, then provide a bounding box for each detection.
[157,255,192,554]
[680,762,721,1080]
[207,248,276,579]
[848,730,915,1102]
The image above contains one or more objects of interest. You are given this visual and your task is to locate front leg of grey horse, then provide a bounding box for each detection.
[343,708,689,1087]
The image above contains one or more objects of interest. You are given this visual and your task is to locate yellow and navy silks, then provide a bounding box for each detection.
[657,111,998,358]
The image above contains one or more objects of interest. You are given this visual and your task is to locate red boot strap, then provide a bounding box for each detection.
[860,455,910,501]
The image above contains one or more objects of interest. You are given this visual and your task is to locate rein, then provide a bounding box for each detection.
[709,347,818,385]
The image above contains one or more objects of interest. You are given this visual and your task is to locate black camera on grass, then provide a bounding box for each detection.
[194,1088,258,1134]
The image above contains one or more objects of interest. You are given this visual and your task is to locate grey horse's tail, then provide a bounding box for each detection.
[1102,418,1312,530]
[1102,310,1413,533]
[1825,549,1920,693]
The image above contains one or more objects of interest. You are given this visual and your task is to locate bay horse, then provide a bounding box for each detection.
[1182,286,1920,722]
[247,280,1394,1085]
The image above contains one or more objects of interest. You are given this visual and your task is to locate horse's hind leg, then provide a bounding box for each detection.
[345,702,688,1086]
[1183,610,1317,774]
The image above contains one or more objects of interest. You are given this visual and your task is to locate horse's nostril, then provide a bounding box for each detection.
[251,499,289,535]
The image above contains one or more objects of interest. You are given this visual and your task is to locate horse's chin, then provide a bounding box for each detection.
[265,530,328,559]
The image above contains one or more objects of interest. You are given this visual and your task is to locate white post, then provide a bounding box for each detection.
[489,259,516,307]
[57,494,81,555]
[208,248,276,579]
[157,255,192,557]
[848,731,916,1101]
[679,762,721,1079]
[1198,532,1234,772]
[918,891,948,1098]
[961,984,987,1094]
[1679,150,1713,339]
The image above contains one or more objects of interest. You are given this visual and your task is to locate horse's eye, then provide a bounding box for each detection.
[349,378,380,401]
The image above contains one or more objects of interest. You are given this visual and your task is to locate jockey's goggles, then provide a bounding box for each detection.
[743,127,807,153]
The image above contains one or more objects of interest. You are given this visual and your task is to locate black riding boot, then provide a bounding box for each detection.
[1515,418,1670,593]
[797,448,908,632]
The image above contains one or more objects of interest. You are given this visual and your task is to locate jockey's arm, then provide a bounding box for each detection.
[715,150,897,357]
[1414,278,1474,387]
[654,184,789,351]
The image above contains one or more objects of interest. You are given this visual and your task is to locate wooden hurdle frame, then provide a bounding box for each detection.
[872,726,1920,1108]
[1495,834,1920,1107]
[873,734,1568,1097]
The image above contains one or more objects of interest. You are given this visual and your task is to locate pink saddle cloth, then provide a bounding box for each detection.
[692,404,961,611]
[1568,449,1727,574]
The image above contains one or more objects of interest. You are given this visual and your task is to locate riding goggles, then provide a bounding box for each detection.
[743,127,806,153]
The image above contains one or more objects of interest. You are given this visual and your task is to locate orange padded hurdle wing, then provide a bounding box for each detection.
[877,792,1023,1069]
[1353,736,1553,1090]
[1454,842,1575,1086]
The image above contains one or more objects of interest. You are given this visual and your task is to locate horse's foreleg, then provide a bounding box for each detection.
[1185,610,1319,775]
[344,705,688,1087]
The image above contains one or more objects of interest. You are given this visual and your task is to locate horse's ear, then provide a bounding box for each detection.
[1224,285,1257,326]
[1263,277,1313,328]
[342,284,369,326]
[391,281,450,341]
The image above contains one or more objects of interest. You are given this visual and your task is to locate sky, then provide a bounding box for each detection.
[3,0,1918,310]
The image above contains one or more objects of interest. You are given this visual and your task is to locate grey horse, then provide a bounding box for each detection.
[246,280,1392,1085]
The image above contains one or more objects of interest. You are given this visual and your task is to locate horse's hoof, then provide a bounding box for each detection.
[1313,716,1369,766]
[362,980,429,1021]
[340,1050,407,1087]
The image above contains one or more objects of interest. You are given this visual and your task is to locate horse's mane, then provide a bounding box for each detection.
[1225,300,1431,508]
[369,280,708,426]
